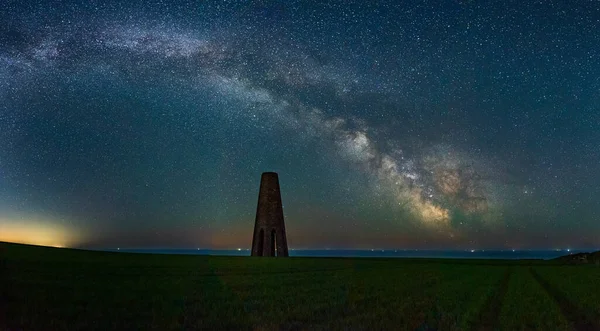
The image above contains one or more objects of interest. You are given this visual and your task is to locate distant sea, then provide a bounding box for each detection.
[96,248,595,260]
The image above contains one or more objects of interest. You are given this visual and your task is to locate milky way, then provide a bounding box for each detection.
[1,0,599,249]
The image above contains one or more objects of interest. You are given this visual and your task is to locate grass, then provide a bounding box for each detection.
[0,242,596,330]
[530,265,600,329]
[498,268,571,330]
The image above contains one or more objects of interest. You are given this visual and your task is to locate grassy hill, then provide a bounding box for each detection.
[1,242,600,330]
[553,251,600,264]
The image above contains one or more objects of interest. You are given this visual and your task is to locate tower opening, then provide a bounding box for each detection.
[257,228,264,256]
[271,229,276,256]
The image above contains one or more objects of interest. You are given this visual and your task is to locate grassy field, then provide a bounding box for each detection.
[1,242,599,330]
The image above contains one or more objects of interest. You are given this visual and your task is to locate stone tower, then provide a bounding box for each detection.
[251,172,289,257]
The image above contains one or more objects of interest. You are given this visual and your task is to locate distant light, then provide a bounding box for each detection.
[237,248,241,251]
[117,248,120,250]
[470,249,475,253]
[567,248,571,252]
[512,249,515,252]
[197,248,200,250]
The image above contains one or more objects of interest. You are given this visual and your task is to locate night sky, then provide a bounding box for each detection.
[1,0,599,250]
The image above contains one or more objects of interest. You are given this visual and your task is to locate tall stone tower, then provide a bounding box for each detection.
[251,172,289,257]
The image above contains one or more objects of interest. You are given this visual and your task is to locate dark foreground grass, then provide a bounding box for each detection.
[0,242,595,330]
[498,268,571,330]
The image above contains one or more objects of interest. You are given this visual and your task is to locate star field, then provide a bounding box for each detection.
[1,0,599,249]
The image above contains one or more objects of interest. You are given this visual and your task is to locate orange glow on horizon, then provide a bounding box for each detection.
[0,218,85,248]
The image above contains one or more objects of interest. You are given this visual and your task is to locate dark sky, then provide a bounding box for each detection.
[1,0,599,249]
